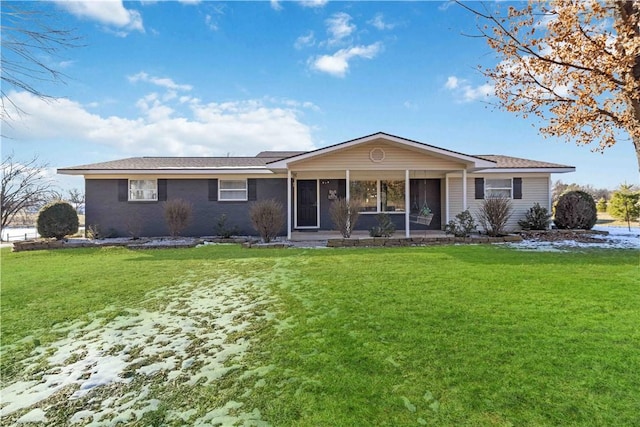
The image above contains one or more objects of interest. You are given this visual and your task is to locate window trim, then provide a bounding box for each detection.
[484,178,513,199]
[218,179,248,202]
[128,179,158,202]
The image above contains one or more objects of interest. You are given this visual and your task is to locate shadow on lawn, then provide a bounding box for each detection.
[118,244,637,267]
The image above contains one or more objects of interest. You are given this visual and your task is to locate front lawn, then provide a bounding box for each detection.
[1,245,638,426]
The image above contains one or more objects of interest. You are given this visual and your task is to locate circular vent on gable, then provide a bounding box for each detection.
[369,147,385,163]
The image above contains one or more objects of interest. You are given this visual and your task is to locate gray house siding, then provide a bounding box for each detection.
[86,178,287,237]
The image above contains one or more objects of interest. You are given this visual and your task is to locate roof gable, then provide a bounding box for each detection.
[266,132,497,170]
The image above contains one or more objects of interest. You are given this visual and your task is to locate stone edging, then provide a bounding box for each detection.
[326,235,523,248]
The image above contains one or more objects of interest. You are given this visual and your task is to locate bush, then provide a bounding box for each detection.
[249,199,285,243]
[37,201,79,240]
[329,198,362,238]
[553,190,597,230]
[125,212,144,239]
[477,196,513,236]
[369,213,396,237]
[215,214,240,238]
[164,199,192,237]
[518,202,552,230]
[596,197,608,213]
[445,209,476,237]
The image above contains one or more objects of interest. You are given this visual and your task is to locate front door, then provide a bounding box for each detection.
[297,180,318,227]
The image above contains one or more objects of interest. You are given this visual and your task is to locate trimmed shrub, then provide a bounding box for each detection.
[164,198,192,237]
[215,214,240,238]
[445,209,476,237]
[369,213,396,237]
[37,201,79,240]
[249,199,285,243]
[477,196,513,236]
[329,198,362,238]
[518,202,552,230]
[554,190,597,230]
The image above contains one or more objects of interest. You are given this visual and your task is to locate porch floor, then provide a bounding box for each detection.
[290,230,448,241]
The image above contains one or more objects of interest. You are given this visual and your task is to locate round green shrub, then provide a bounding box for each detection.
[553,190,597,230]
[37,201,79,239]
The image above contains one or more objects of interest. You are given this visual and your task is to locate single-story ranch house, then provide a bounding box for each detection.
[58,132,575,239]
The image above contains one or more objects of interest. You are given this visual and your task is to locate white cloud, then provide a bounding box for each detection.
[55,1,144,35]
[294,31,315,50]
[178,0,201,4]
[325,12,355,45]
[445,76,459,89]
[310,43,382,77]
[438,1,456,12]
[444,75,494,102]
[368,13,395,30]
[2,91,316,157]
[128,72,193,91]
[270,0,283,11]
[298,0,328,8]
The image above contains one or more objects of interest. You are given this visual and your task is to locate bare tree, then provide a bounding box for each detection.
[1,3,82,123]
[459,1,640,172]
[67,188,85,212]
[1,154,55,232]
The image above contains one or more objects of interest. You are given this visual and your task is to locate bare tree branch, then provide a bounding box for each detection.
[1,3,83,123]
[1,154,56,232]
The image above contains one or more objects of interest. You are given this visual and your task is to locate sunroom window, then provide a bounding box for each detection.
[349,180,405,212]
[485,178,512,198]
[219,179,248,201]
[129,179,157,201]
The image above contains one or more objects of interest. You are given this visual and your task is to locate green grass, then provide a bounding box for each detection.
[2,245,639,426]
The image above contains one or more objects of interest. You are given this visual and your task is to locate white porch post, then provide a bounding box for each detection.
[462,169,468,211]
[346,169,350,200]
[445,173,450,223]
[405,169,410,238]
[287,169,292,240]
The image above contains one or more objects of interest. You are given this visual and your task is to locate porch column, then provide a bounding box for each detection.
[445,173,450,223]
[287,169,292,240]
[462,169,468,211]
[405,169,410,238]
[345,169,350,200]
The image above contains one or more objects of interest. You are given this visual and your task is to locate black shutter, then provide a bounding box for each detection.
[513,178,522,199]
[157,179,167,201]
[248,179,257,201]
[337,179,346,199]
[118,179,128,202]
[208,179,218,201]
[474,178,484,200]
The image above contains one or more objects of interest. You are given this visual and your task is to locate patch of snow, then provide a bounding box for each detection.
[15,408,47,424]
[505,226,639,252]
[0,270,275,425]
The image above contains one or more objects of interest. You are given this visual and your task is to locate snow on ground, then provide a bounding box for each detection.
[0,271,276,426]
[504,225,639,251]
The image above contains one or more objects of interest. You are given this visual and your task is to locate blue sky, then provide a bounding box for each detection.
[2,0,637,192]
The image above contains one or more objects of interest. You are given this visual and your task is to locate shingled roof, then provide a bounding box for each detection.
[58,155,289,171]
[474,155,572,169]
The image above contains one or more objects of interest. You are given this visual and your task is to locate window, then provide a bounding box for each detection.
[219,179,248,201]
[129,179,157,201]
[350,180,405,213]
[381,180,405,212]
[485,179,512,198]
